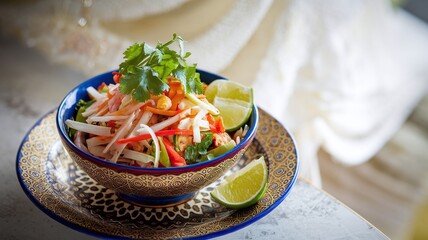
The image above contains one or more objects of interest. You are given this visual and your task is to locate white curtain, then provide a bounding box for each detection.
[1,0,428,187]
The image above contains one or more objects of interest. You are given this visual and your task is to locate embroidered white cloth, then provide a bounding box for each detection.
[1,0,427,186]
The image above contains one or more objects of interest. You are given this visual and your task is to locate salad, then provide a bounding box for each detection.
[66,34,249,168]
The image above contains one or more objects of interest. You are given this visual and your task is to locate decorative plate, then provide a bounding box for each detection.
[16,108,298,239]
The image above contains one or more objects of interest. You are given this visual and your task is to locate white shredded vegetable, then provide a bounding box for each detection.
[185,93,219,115]
[198,119,210,130]
[87,86,106,101]
[88,145,111,158]
[119,94,133,110]
[178,117,192,130]
[87,115,128,123]
[110,102,145,116]
[110,110,152,163]
[108,83,119,93]
[178,98,195,110]
[137,108,192,134]
[130,111,152,136]
[122,149,154,163]
[193,109,208,143]
[140,124,160,168]
[86,137,112,147]
[81,99,107,117]
[242,124,249,136]
[66,120,113,136]
[103,112,136,154]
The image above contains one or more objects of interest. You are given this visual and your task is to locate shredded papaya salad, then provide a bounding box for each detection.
[65,34,249,168]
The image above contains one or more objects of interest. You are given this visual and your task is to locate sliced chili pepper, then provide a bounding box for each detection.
[161,137,187,167]
[106,120,116,128]
[112,71,121,83]
[116,129,194,144]
[216,116,226,133]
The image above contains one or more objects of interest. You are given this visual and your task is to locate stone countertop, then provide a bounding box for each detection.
[0,35,387,239]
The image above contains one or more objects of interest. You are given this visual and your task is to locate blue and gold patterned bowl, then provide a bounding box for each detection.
[56,70,258,207]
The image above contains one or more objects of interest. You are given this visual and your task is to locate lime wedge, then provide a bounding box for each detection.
[213,97,252,131]
[205,80,253,103]
[208,140,236,157]
[200,140,236,161]
[205,80,254,131]
[211,156,268,209]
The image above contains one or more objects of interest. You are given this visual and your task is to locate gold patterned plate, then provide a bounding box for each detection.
[16,108,298,239]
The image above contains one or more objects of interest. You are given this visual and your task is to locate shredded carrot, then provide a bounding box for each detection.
[169,89,176,99]
[97,105,109,116]
[97,100,108,112]
[206,113,215,125]
[168,80,183,99]
[170,93,184,111]
[107,90,114,99]
[206,113,217,133]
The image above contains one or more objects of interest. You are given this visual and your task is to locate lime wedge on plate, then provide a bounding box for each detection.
[210,156,268,209]
[205,80,253,131]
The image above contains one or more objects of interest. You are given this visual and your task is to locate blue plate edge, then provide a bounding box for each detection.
[15,109,300,240]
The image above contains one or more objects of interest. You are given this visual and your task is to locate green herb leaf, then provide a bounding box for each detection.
[119,43,144,71]
[184,145,197,163]
[184,132,213,163]
[118,34,203,102]
[120,66,168,102]
[174,65,203,94]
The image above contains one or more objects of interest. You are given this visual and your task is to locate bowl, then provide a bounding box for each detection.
[56,69,259,207]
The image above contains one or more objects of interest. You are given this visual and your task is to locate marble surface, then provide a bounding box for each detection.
[0,34,387,239]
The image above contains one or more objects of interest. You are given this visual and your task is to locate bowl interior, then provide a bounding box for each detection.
[56,69,259,172]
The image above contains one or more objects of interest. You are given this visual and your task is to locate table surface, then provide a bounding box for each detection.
[0,35,388,239]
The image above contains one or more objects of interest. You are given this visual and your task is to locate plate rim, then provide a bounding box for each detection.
[16,108,299,239]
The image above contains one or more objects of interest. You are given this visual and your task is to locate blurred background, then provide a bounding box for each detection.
[0,0,427,239]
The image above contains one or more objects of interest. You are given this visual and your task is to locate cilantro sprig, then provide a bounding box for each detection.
[184,132,214,164]
[118,34,203,102]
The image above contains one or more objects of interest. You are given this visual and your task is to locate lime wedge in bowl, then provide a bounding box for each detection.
[205,80,253,103]
[205,80,253,131]
[210,156,268,209]
[213,97,253,131]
